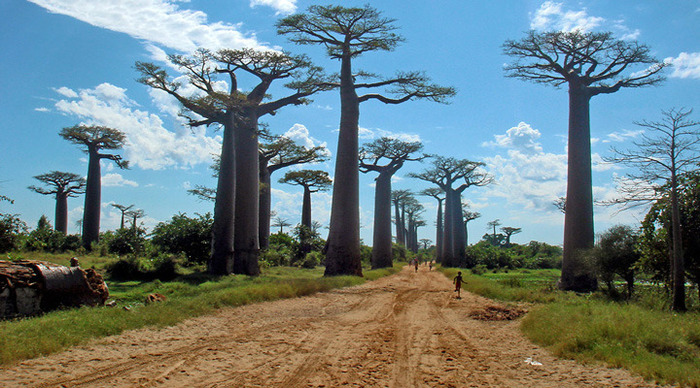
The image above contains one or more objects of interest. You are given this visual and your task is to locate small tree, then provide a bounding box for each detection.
[279,170,332,230]
[504,30,666,292]
[590,225,640,299]
[151,213,214,265]
[278,4,455,276]
[271,216,292,234]
[60,125,128,249]
[605,108,700,311]
[501,226,522,246]
[360,137,424,268]
[28,171,86,233]
[463,209,481,246]
[420,188,444,262]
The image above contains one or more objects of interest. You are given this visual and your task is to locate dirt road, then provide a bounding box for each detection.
[1,266,660,387]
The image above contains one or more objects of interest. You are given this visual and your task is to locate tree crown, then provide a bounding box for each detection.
[28,171,86,197]
[279,169,332,192]
[59,125,129,168]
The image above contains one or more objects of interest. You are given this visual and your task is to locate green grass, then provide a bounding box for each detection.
[0,262,401,366]
[438,266,700,387]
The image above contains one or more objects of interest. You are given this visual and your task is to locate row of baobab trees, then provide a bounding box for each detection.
[25,4,677,303]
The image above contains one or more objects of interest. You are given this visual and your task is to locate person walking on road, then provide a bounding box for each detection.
[453,271,466,299]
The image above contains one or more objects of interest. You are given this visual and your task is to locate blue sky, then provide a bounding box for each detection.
[1,0,698,247]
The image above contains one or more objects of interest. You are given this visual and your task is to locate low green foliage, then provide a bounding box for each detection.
[0,262,400,366]
[438,266,700,386]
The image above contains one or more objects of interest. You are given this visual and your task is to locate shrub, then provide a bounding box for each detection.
[105,255,179,281]
[107,227,147,255]
[588,225,640,298]
[0,213,27,253]
[260,247,292,267]
[298,251,322,269]
[150,213,213,265]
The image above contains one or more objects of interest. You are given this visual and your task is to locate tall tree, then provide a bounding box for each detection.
[360,137,424,268]
[111,203,134,230]
[410,157,491,267]
[137,48,328,275]
[463,209,481,246]
[279,169,332,257]
[28,171,86,234]
[60,125,128,249]
[503,30,666,292]
[487,219,502,240]
[260,135,329,249]
[126,208,145,232]
[279,170,332,230]
[605,108,699,311]
[501,226,522,246]
[391,189,412,247]
[403,197,424,253]
[421,188,444,263]
[278,4,455,276]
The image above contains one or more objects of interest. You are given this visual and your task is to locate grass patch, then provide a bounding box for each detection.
[0,263,401,366]
[437,265,700,386]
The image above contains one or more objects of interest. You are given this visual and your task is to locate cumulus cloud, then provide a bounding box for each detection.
[665,52,700,79]
[283,123,330,156]
[54,86,78,98]
[28,0,267,53]
[53,82,222,170]
[482,122,543,154]
[603,128,644,143]
[530,1,604,32]
[102,173,139,187]
[249,0,296,15]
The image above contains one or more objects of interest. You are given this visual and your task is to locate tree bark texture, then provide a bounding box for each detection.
[442,189,455,267]
[670,178,687,311]
[394,200,403,247]
[259,167,272,250]
[82,148,101,249]
[435,199,443,263]
[560,87,597,292]
[55,191,68,234]
[301,186,312,229]
[208,122,236,275]
[452,191,467,266]
[325,54,362,277]
[233,113,261,276]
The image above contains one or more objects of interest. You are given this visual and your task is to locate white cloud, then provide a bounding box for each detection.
[54,86,78,98]
[34,107,50,112]
[665,52,700,79]
[283,123,330,156]
[54,82,222,170]
[249,0,296,15]
[603,128,644,143]
[29,0,267,53]
[356,126,422,143]
[482,122,543,154]
[531,1,604,32]
[102,173,139,187]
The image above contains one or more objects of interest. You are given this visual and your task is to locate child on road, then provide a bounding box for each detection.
[453,271,466,299]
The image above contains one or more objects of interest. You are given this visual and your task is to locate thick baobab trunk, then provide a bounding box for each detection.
[208,122,236,275]
[233,114,261,276]
[670,179,686,311]
[407,217,416,253]
[55,191,68,234]
[259,166,272,250]
[82,149,101,249]
[325,53,362,277]
[452,192,466,266]
[435,199,443,263]
[560,88,597,292]
[442,189,455,267]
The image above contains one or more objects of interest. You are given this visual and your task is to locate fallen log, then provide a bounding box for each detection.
[0,260,109,319]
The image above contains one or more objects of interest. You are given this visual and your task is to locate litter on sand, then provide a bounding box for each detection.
[524,357,543,366]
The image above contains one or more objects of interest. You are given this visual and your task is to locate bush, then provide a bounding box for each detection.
[588,225,640,298]
[0,213,27,253]
[107,227,147,255]
[298,251,322,269]
[150,213,213,265]
[106,255,179,281]
[260,247,292,267]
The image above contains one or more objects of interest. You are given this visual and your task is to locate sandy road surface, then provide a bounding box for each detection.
[1,266,661,387]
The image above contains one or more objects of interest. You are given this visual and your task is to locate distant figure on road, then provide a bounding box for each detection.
[414,260,419,272]
[429,261,432,271]
[454,271,466,299]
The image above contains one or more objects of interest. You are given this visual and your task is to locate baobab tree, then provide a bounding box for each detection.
[126,208,145,232]
[391,189,412,247]
[360,137,424,268]
[137,48,328,275]
[403,198,424,253]
[463,209,481,246]
[278,4,455,276]
[420,187,444,262]
[271,216,292,234]
[487,219,502,241]
[501,226,522,247]
[279,169,332,257]
[410,157,491,267]
[279,170,332,230]
[260,135,329,249]
[60,125,128,249]
[503,30,666,292]
[111,203,134,230]
[605,108,700,311]
[420,238,432,251]
[28,171,86,234]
